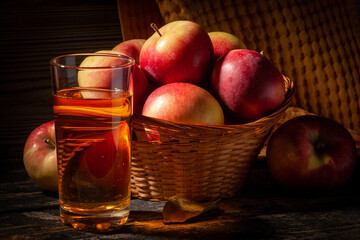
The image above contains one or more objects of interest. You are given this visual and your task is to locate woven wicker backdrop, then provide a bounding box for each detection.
[118,0,360,132]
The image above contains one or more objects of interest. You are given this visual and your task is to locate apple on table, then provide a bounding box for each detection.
[23,121,58,192]
[211,49,286,123]
[140,20,214,86]
[266,115,358,191]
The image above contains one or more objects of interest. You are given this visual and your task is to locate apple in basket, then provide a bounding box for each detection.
[23,121,58,192]
[74,122,131,195]
[78,50,153,115]
[211,49,286,123]
[208,31,247,62]
[112,39,146,65]
[266,115,357,191]
[142,82,224,125]
[139,20,214,86]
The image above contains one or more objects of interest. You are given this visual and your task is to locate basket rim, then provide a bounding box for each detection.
[133,76,295,130]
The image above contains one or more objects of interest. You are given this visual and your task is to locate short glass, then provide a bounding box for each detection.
[50,53,134,232]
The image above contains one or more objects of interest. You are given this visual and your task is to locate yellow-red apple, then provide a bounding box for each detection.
[211,49,285,123]
[142,82,224,125]
[23,121,58,192]
[78,51,152,114]
[78,51,133,90]
[139,21,214,86]
[208,31,246,62]
[266,115,358,191]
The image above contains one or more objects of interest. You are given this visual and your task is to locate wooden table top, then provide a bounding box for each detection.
[1,0,360,239]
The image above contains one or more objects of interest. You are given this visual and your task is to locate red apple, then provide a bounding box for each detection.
[76,122,131,194]
[208,31,247,62]
[139,20,214,86]
[23,121,58,192]
[78,50,152,114]
[266,115,358,191]
[142,82,224,125]
[130,63,154,114]
[112,39,146,65]
[211,49,285,123]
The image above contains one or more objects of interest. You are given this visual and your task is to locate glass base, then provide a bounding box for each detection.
[60,206,129,232]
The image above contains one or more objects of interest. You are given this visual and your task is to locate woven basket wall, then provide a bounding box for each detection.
[118,0,360,132]
[131,77,294,202]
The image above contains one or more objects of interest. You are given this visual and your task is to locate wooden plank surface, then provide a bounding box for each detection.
[1,0,360,239]
[1,154,360,239]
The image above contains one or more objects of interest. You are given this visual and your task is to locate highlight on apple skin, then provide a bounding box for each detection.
[266,115,357,191]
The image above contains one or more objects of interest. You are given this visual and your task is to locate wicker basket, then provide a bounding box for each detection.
[131,77,294,202]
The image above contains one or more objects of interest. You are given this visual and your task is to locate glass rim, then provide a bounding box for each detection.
[50,52,135,70]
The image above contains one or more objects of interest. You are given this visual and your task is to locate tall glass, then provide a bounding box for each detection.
[50,53,134,232]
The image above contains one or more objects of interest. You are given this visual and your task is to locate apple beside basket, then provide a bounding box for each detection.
[131,76,295,202]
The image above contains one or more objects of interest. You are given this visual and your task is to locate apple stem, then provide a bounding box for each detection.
[150,23,162,37]
[44,138,56,150]
[315,141,325,152]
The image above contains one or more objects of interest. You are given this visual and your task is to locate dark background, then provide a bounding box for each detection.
[1,0,123,161]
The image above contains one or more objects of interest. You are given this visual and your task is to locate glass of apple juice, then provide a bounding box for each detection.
[50,53,134,232]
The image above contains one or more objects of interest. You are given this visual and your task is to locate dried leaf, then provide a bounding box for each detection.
[162,195,221,223]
